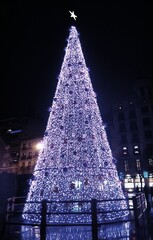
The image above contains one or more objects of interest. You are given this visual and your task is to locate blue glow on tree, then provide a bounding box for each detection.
[23,26,129,223]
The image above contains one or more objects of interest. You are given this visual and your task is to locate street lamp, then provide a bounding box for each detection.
[35,142,43,151]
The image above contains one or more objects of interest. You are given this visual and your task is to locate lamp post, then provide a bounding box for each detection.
[131,172,136,191]
[139,172,143,192]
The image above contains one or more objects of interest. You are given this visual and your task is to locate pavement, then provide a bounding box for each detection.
[133,207,153,240]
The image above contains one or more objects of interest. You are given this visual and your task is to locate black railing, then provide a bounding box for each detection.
[4,193,147,240]
[132,193,147,227]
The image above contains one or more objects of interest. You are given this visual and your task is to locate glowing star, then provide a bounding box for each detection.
[69,10,77,21]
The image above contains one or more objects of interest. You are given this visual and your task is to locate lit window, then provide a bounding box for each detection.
[134,145,138,149]
[22,162,25,167]
[28,162,31,167]
[135,151,139,154]
[124,160,129,172]
[136,159,141,170]
[122,146,128,155]
[149,158,153,166]
[133,145,140,155]
[29,143,32,149]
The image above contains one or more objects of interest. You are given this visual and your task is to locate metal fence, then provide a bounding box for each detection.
[4,193,147,240]
[132,193,147,227]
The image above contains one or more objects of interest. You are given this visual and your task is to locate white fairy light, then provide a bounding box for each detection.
[23,26,129,224]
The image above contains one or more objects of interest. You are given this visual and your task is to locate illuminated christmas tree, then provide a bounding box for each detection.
[23,26,128,223]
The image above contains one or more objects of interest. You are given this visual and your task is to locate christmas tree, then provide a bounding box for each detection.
[23,26,128,223]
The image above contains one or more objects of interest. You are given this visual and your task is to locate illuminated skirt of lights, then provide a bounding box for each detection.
[22,199,129,224]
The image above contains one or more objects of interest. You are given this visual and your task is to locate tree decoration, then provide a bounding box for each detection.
[63,167,68,173]
[70,182,75,190]
[53,187,59,193]
[84,179,89,185]
[22,26,128,224]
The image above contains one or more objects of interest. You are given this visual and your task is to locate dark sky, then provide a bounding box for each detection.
[1,1,153,122]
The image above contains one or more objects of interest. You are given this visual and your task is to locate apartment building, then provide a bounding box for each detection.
[109,79,153,190]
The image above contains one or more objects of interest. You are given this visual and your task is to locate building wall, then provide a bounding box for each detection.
[109,79,153,188]
[18,138,42,174]
[0,116,44,174]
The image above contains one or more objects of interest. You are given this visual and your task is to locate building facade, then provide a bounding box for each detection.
[109,79,153,190]
[18,138,42,174]
[0,116,44,174]
[1,80,153,191]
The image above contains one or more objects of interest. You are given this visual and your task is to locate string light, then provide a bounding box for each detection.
[22,26,129,223]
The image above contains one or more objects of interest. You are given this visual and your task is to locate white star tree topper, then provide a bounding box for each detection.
[69,10,77,20]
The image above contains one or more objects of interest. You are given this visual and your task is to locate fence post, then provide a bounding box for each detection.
[91,198,98,240]
[2,198,10,237]
[40,199,47,240]
[140,193,147,224]
[11,197,15,213]
[132,196,139,228]
[6,198,10,223]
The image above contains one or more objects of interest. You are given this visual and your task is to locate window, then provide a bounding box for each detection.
[129,121,137,131]
[146,144,153,156]
[143,118,151,126]
[28,143,32,149]
[122,146,128,155]
[141,106,148,114]
[22,162,25,167]
[27,162,31,170]
[120,135,127,144]
[148,158,153,171]
[140,87,145,97]
[136,159,141,170]
[129,110,136,119]
[145,130,153,139]
[118,112,125,121]
[131,133,138,143]
[119,123,126,132]
[22,144,27,150]
[148,87,152,98]
[133,145,140,155]
[27,152,32,159]
[149,158,153,166]
[21,153,26,160]
[34,151,39,157]
[124,160,129,172]
[11,152,19,158]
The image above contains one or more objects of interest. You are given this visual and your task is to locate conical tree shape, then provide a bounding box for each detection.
[23,26,128,223]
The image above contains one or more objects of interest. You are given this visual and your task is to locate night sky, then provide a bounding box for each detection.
[1,1,153,123]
